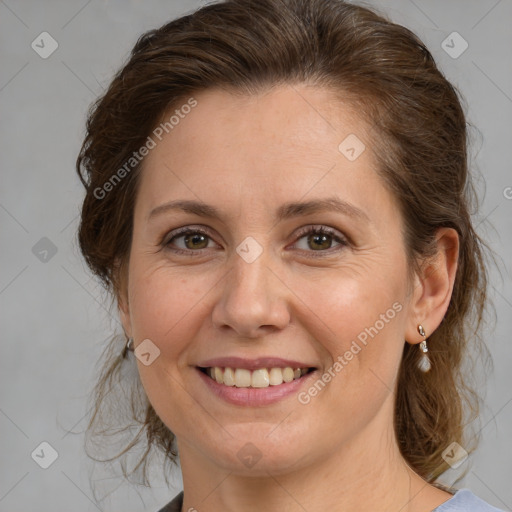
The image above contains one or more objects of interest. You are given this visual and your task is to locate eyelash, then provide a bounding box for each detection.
[162,225,349,258]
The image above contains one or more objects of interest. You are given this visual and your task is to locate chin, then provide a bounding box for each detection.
[202,425,312,475]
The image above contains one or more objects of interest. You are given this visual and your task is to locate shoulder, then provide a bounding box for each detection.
[156,490,184,512]
[434,488,506,512]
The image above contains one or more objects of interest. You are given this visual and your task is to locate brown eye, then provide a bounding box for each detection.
[181,232,209,250]
[307,232,333,250]
[293,226,348,255]
[164,227,216,255]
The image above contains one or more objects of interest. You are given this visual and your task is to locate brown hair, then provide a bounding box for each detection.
[76,0,492,493]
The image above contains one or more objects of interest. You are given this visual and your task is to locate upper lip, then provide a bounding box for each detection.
[196,357,317,371]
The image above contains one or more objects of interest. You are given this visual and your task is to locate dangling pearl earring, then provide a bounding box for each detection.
[417,324,431,372]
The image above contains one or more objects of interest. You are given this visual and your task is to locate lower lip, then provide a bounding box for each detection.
[196,368,317,406]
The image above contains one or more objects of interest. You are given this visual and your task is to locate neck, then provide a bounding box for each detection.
[177,399,433,512]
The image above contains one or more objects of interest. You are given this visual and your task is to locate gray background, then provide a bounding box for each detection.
[1,0,511,510]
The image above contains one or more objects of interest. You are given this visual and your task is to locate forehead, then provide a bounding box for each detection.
[153,85,365,165]
[134,85,395,229]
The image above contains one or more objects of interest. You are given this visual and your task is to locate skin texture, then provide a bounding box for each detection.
[119,85,459,512]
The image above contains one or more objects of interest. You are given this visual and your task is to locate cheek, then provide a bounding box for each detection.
[128,263,211,350]
[292,270,407,438]
[290,263,408,414]
[296,263,406,351]
[126,264,214,435]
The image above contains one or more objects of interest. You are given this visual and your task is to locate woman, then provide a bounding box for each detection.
[76,0,504,510]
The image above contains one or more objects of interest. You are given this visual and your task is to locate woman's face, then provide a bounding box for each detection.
[120,85,419,474]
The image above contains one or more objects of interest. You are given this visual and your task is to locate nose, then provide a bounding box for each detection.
[211,245,291,339]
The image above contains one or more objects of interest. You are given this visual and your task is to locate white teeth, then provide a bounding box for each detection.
[251,368,270,388]
[203,366,311,388]
[214,367,224,384]
[269,367,283,386]
[234,368,252,387]
[223,367,235,386]
[282,367,294,383]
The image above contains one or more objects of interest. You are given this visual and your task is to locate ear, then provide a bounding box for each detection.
[114,257,132,339]
[405,227,459,344]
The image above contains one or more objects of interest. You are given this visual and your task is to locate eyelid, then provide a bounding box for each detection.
[161,225,213,246]
[293,224,347,242]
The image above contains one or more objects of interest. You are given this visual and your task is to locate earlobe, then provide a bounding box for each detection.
[405,227,459,344]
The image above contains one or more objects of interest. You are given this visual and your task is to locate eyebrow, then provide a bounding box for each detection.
[148,196,370,224]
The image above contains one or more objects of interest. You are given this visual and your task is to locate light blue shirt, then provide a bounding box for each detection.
[158,488,507,511]
[435,488,506,511]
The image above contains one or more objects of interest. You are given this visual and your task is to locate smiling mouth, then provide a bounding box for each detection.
[197,366,316,388]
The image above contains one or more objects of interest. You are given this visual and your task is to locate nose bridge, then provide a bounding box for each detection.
[212,236,290,336]
[233,239,271,296]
